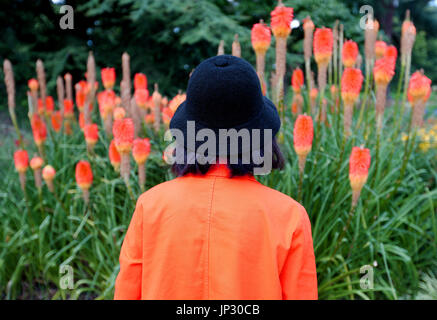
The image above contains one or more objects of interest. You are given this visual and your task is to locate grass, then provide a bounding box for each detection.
[0,86,436,299]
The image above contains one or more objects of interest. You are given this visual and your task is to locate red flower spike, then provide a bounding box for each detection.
[75,160,93,190]
[113,118,135,153]
[132,138,151,165]
[14,149,29,173]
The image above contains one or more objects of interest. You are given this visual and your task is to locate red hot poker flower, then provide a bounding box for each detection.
[109,140,121,171]
[30,156,44,171]
[97,90,116,120]
[45,96,54,116]
[375,41,387,59]
[79,112,85,130]
[31,114,47,146]
[291,68,304,93]
[270,3,294,38]
[134,73,148,91]
[51,111,63,132]
[132,138,151,165]
[408,71,432,105]
[168,92,186,112]
[113,107,126,120]
[341,68,364,105]
[342,40,359,68]
[134,89,150,109]
[28,78,39,92]
[14,149,29,173]
[384,45,398,62]
[75,160,93,190]
[293,115,314,157]
[314,28,333,66]
[63,99,74,119]
[42,165,56,181]
[84,123,99,147]
[374,57,395,86]
[251,22,271,54]
[101,67,116,90]
[162,107,174,125]
[349,146,371,192]
[113,118,135,153]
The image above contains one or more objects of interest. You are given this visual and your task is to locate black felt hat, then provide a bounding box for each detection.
[170,55,280,153]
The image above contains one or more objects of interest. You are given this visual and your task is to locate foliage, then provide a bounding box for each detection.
[1,84,436,299]
[3,0,437,114]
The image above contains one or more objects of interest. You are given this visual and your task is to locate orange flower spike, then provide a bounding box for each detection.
[134,73,148,91]
[291,68,304,93]
[349,146,371,206]
[375,41,387,59]
[342,40,359,68]
[162,107,174,126]
[75,161,93,188]
[293,114,314,173]
[75,80,88,112]
[63,99,74,118]
[97,90,116,120]
[37,98,44,116]
[270,2,294,38]
[374,57,395,86]
[113,107,126,120]
[134,89,150,109]
[31,114,47,146]
[132,138,151,165]
[101,67,116,90]
[75,160,93,202]
[293,115,314,173]
[83,123,99,148]
[42,165,56,192]
[75,90,86,112]
[341,68,364,106]
[113,118,135,154]
[408,71,432,105]
[14,149,29,173]
[28,78,39,92]
[168,92,186,112]
[384,45,398,62]
[78,112,85,130]
[30,156,44,189]
[51,111,63,133]
[133,138,151,191]
[14,149,29,191]
[251,22,271,54]
[45,96,54,116]
[42,165,56,181]
[109,140,121,172]
[293,115,314,156]
[145,113,154,124]
[314,28,334,66]
[303,16,315,32]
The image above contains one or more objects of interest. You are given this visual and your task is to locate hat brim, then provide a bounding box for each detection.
[169,96,280,145]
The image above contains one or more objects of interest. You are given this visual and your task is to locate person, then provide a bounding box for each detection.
[114,55,317,300]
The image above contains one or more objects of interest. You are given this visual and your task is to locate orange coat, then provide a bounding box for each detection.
[114,165,317,300]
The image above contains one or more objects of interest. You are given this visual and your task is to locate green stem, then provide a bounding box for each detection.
[356,62,372,130]
[391,120,416,199]
[330,135,347,205]
[297,170,304,203]
[331,203,357,260]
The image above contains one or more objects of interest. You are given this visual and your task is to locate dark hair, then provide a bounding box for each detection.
[171,138,285,177]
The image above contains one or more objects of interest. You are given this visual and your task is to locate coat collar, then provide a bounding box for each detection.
[204,164,257,181]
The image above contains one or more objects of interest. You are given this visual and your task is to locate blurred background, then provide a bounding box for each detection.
[1,0,437,114]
